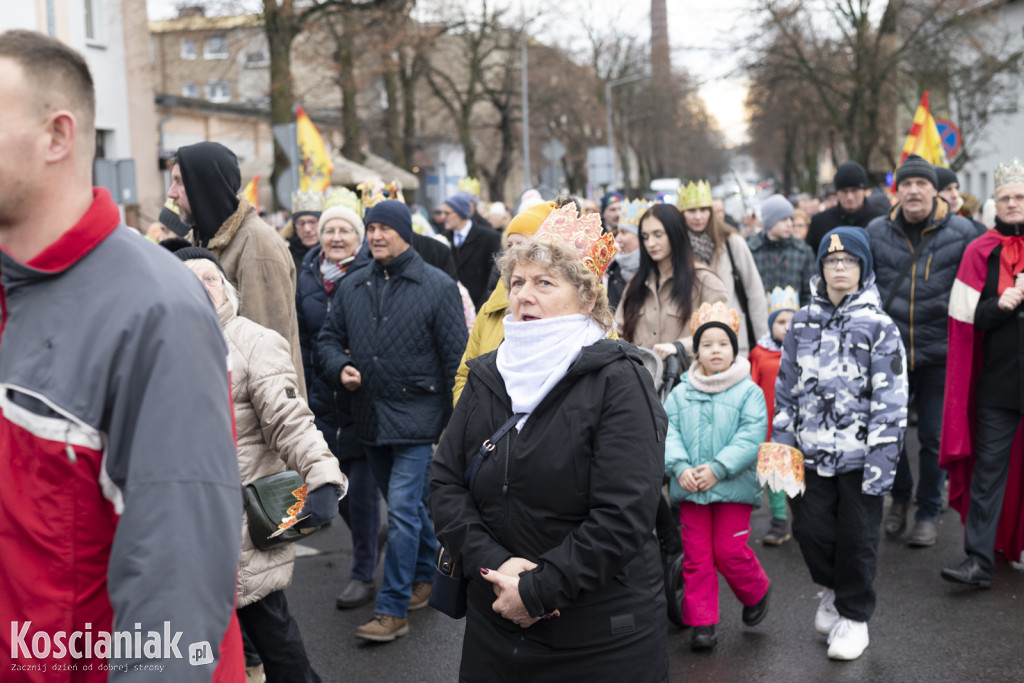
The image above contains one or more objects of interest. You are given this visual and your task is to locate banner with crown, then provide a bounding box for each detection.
[534,204,618,279]
[619,199,652,230]
[458,177,480,197]
[678,180,713,211]
[324,187,363,218]
[757,443,805,497]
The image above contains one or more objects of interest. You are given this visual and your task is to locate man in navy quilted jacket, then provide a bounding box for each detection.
[318,199,468,642]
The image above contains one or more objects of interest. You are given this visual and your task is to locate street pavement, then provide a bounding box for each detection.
[284,429,1024,682]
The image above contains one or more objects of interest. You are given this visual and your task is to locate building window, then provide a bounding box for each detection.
[206,80,231,103]
[84,0,104,44]
[181,38,196,60]
[204,36,228,60]
[244,51,270,69]
[182,81,199,98]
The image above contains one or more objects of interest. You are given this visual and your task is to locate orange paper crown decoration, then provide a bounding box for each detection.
[689,301,741,337]
[757,443,805,496]
[534,204,618,279]
[357,181,404,210]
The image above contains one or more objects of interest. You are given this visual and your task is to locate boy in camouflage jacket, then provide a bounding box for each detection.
[772,227,908,661]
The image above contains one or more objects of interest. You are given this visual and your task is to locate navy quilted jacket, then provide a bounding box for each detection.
[317,247,468,445]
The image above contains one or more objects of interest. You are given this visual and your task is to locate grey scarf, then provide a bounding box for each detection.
[688,229,716,266]
[615,248,641,281]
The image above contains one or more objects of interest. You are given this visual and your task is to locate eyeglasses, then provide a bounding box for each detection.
[996,194,1024,205]
[431,210,444,216]
[822,256,859,269]
[322,227,356,237]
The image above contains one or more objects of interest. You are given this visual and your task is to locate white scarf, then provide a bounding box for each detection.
[496,313,606,429]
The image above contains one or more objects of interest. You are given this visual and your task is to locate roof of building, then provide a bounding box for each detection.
[149,14,262,34]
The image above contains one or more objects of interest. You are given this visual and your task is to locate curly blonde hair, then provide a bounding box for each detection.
[498,239,613,332]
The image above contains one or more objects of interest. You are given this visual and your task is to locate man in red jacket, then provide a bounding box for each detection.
[0,30,244,681]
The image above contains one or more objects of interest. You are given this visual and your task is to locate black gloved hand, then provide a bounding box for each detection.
[297,485,340,530]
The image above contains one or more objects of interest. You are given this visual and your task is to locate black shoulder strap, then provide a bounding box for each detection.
[882,230,938,312]
[464,412,526,491]
[724,240,757,349]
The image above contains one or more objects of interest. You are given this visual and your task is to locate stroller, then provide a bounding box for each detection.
[636,346,687,628]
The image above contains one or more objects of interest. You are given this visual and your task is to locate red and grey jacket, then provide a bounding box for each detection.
[0,189,244,681]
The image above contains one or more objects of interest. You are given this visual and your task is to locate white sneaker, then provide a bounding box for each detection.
[827,617,869,660]
[814,587,839,635]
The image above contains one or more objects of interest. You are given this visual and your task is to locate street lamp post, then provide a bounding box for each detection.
[605,73,650,187]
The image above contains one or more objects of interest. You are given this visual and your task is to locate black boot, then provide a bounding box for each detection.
[690,624,717,651]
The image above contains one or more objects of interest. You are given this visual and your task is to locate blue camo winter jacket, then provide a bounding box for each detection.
[664,357,768,506]
[771,274,909,495]
[317,247,468,445]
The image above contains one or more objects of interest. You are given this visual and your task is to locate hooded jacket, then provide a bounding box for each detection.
[866,198,979,370]
[177,142,306,397]
[772,274,909,495]
[431,340,668,679]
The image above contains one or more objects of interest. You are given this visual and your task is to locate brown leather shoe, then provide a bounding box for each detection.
[355,613,409,642]
[883,501,908,539]
[408,582,433,611]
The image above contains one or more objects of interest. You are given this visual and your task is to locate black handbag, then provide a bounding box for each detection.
[430,412,525,619]
[242,470,320,551]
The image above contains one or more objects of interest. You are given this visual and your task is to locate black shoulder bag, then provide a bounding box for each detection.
[430,411,526,619]
[724,240,758,350]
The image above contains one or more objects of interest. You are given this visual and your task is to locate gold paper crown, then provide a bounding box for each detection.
[757,443,805,497]
[457,176,480,197]
[323,187,363,218]
[689,301,741,337]
[356,181,404,210]
[291,190,324,214]
[995,158,1024,191]
[766,286,800,316]
[619,199,652,229]
[678,180,713,211]
[534,204,618,279]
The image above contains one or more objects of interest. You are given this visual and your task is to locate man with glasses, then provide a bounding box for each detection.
[941,158,1024,588]
[866,154,978,548]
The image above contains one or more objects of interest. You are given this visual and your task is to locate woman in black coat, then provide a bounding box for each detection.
[296,203,381,609]
[431,206,669,682]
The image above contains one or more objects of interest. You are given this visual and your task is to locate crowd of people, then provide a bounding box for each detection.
[3,27,1024,682]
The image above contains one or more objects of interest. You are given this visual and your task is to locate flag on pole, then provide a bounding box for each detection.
[897,91,948,169]
[242,175,259,207]
[296,106,333,192]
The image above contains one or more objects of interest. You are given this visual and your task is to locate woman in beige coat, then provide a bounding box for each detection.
[175,245,345,683]
[616,203,728,364]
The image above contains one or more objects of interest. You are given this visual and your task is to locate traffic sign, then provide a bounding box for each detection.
[934,118,962,159]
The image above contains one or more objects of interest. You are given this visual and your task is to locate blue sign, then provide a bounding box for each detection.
[934,118,962,158]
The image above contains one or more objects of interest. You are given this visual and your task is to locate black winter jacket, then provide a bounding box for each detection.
[867,199,978,370]
[806,201,887,254]
[431,340,668,678]
[974,218,1024,410]
[296,244,372,459]
[317,247,468,445]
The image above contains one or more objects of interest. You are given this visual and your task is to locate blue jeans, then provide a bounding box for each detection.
[338,456,381,582]
[891,364,947,522]
[364,443,436,618]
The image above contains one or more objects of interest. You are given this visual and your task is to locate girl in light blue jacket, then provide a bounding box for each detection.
[664,302,770,652]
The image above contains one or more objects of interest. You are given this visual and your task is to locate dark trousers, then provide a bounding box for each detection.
[891,365,947,521]
[236,590,321,683]
[338,456,381,582]
[791,470,884,622]
[965,406,1024,574]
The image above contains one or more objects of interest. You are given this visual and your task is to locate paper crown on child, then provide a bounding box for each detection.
[357,181,404,209]
[323,187,363,218]
[458,176,481,197]
[757,443,805,497]
[290,190,324,216]
[995,158,1024,190]
[534,203,618,279]
[619,199,652,231]
[766,286,800,328]
[678,180,713,211]
[689,301,740,337]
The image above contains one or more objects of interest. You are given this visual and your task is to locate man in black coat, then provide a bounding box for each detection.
[318,200,468,643]
[806,161,887,253]
[866,155,978,547]
[443,193,502,310]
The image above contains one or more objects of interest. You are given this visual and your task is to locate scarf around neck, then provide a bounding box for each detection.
[688,229,716,266]
[993,218,1024,294]
[686,355,751,394]
[615,248,641,281]
[320,252,355,296]
[496,313,606,429]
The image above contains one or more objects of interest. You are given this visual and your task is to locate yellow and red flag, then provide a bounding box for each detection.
[897,91,948,169]
[296,106,333,192]
[242,175,259,207]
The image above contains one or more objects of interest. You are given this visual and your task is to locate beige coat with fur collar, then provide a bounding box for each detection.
[202,196,306,398]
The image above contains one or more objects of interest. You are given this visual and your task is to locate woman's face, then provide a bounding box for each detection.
[508,261,591,322]
[684,207,712,233]
[320,218,360,264]
[640,215,672,265]
[185,259,226,309]
[697,326,734,375]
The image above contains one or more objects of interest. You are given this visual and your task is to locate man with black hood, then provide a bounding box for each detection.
[806,161,887,253]
[168,141,306,396]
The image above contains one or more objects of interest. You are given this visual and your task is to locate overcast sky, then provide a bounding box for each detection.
[146,0,752,144]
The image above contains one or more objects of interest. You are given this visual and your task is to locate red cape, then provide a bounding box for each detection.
[940,229,1024,563]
